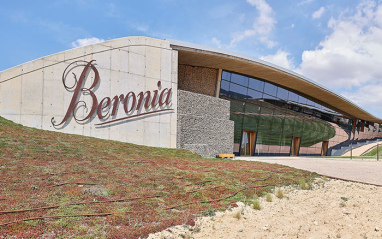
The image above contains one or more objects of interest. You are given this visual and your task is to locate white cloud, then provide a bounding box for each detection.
[298,0,314,6]
[71,37,105,48]
[230,0,277,48]
[260,49,295,70]
[39,21,89,46]
[209,2,235,19]
[105,3,119,18]
[127,22,149,34]
[312,7,325,19]
[9,11,29,23]
[298,0,382,115]
[342,83,382,114]
[211,37,223,48]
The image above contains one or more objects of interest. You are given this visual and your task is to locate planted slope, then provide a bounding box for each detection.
[363,145,382,157]
[0,117,315,238]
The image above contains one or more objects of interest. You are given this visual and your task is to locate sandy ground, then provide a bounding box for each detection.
[147,179,382,239]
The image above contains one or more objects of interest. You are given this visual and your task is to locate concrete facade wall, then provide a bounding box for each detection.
[178,65,218,97]
[177,90,234,157]
[0,37,178,148]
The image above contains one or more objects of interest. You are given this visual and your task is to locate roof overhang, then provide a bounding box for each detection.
[169,39,382,124]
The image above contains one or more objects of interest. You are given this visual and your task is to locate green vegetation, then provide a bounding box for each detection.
[340,196,349,202]
[266,193,273,202]
[299,178,313,190]
[0,116,314,238]
[340,196,349,207]
[201,206,216,217]
[363,145,382,157]
[276,188,284,199]
[252,199,261,210]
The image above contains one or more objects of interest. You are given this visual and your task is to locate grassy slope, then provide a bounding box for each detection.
[363,145,382,157]
[0,117,316,238]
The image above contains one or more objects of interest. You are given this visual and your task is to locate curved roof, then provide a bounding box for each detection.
[169,39,382,124]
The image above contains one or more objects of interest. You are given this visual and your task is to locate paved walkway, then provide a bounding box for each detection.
[237,157,382,185]
[342,142,381,156]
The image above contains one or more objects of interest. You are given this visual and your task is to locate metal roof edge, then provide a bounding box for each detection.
[167,38,382,124]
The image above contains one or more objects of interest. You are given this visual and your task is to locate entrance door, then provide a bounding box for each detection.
[240,131,256,156]
[290,136,301,156]
[321,141,329,156]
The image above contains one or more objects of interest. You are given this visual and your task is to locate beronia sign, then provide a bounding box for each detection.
[51,60,173,127]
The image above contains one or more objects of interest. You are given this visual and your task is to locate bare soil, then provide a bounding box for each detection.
[148,179,382,239]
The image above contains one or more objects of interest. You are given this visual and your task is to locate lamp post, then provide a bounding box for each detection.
[350,143,352,160]
[377,144,379,161]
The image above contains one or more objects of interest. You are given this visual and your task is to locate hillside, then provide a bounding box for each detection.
[0,117,315,238]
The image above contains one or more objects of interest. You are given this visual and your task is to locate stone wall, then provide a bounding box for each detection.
[177,90,234,157]
[178,65,218,97]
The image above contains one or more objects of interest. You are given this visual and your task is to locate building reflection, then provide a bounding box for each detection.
[220,71,382,156]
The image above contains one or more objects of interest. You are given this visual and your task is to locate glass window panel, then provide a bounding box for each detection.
[288,92,299,102]
[277,87,288,101]
[306,99,315,107]
[231,73,249,86]
[219,80,230,97]
[230,99,245,113]
[247,89,263,99]
[263,93,277,101]
[222,71,231,81]
[270,116,282,132]
[259,116,272,131]
[302,120,312,130]
[266,134,281,146]
[243,116,259,130]
[245,102,262,114]
[249,78,264,91]
[314,102,322,109]
[233,143,240,154]
[280,135,291,146]
[282,123,293,136]
[229,83,248,99]
[273,107,286,117]
[230,100,245,144]
[254,144,262,155]
[264,82,278,96]
[322,106,334,113]
[219,71,352,155]
[233,124,243,143]
[298,96,308,105]
[260,105,274,115]
[256,132,266,145]
[293,119,304,135]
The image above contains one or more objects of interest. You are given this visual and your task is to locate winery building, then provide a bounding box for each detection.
[1,36,381,157]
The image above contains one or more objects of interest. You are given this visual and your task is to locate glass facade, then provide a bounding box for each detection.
[220,71,382,156]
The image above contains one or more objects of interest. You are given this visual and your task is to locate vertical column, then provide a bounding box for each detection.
[215,69,222,97]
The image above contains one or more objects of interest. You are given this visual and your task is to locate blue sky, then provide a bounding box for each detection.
[1,0,381,118]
